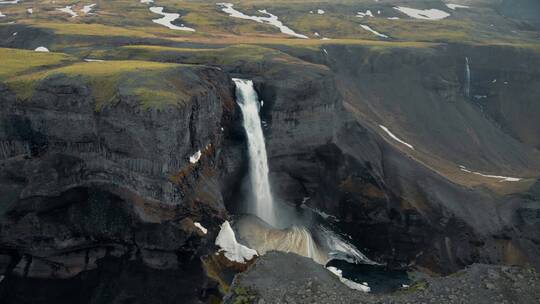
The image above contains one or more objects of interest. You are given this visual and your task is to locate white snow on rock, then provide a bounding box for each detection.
[356,10,373,18]
[327,266,371,292]
[84,58,105,62]
[0,11,4,17]
[34,46,49,52]
[57,6,78,18]
[0,0,21,4]
[387,17,400,20]
[394,6,450,20]
[446,4,469,10]
[12,32,16,35]
[149,6,195,31]
[27,8,32,14]
[189,150,202,164]
[217,3,308,39]
[379,125,414,150]
[81,3,96,14]
[140,0,153,3]
[317,9,325,15]
[194,222,208,234]
[459,165,522,182]
[360,24,388,38]
[215,221,258,263]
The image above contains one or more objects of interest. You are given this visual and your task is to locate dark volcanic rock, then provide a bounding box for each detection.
[0,64,239,298]
[225,251,540,304]
[240,43,540,273]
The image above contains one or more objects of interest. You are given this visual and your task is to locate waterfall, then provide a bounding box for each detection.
[233,78,276,226]
[464,57,471,98]
[231,78,374,267]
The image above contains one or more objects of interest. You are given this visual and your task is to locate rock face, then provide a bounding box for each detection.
[225,251,540,304]
[0,65,239,301]
[1,39,539,301]
[242,43,540,273]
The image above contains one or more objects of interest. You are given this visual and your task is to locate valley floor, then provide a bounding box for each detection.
[226,252,540,304]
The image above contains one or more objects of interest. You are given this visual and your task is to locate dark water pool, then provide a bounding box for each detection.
[326,259,411,293]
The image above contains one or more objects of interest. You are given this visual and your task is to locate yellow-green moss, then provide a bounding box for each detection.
[5,60,186,109]
[0,47,73,79]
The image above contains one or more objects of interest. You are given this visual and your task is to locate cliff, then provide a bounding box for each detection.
[0,56,241,302]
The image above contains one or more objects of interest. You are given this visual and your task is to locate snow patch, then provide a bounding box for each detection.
[327,266,371,292]
[26,8,32,14]
[81,3,96,14]
[356,10,373,18]
[0,0,21,4]
[446,4,469,10]
[149,6,195,31]
[84,58,104,62]
[317,9,325,15]
[34,46,49,52]
[379,125,414,150]
[360,24,388,38]
[0,11,4,17]
[57,6,78,18]
[387,17,400,20]
[459,165,521,182]
[473,95,487,100]
[394,6,450,20]
[189,150,202,164]
[215,221,258,263]
[217,3,308,39]
[140,0,153,3]
[12,31,16,35]
[194,222,207,234]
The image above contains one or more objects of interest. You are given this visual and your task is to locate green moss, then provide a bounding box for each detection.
[119,44,278,65]
[0,48,73,79]
[231,286,257,304]
[400,280,428,293]
[5,60,188,109]
[20,21,157,38]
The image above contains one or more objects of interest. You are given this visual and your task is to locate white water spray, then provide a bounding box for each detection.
[465,57,471,98]
[233,78,276,226]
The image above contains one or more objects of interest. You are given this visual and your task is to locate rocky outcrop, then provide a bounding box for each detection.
[241,43,540,273]
[0,64,238,295]
[225,251,540,304]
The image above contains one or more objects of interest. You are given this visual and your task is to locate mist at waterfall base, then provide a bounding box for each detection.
[230,78,410,292]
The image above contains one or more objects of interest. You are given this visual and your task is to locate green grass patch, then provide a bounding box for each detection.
[20,21,157,38]
[5,60,191,110]
[0,48,74,79]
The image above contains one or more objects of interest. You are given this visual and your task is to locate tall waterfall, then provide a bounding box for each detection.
[464,57,471,98]
[233,78,276,226]
[231,78,374,267]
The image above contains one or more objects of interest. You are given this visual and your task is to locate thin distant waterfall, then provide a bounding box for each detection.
[464,57,471,98]
[233,78,276,226]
